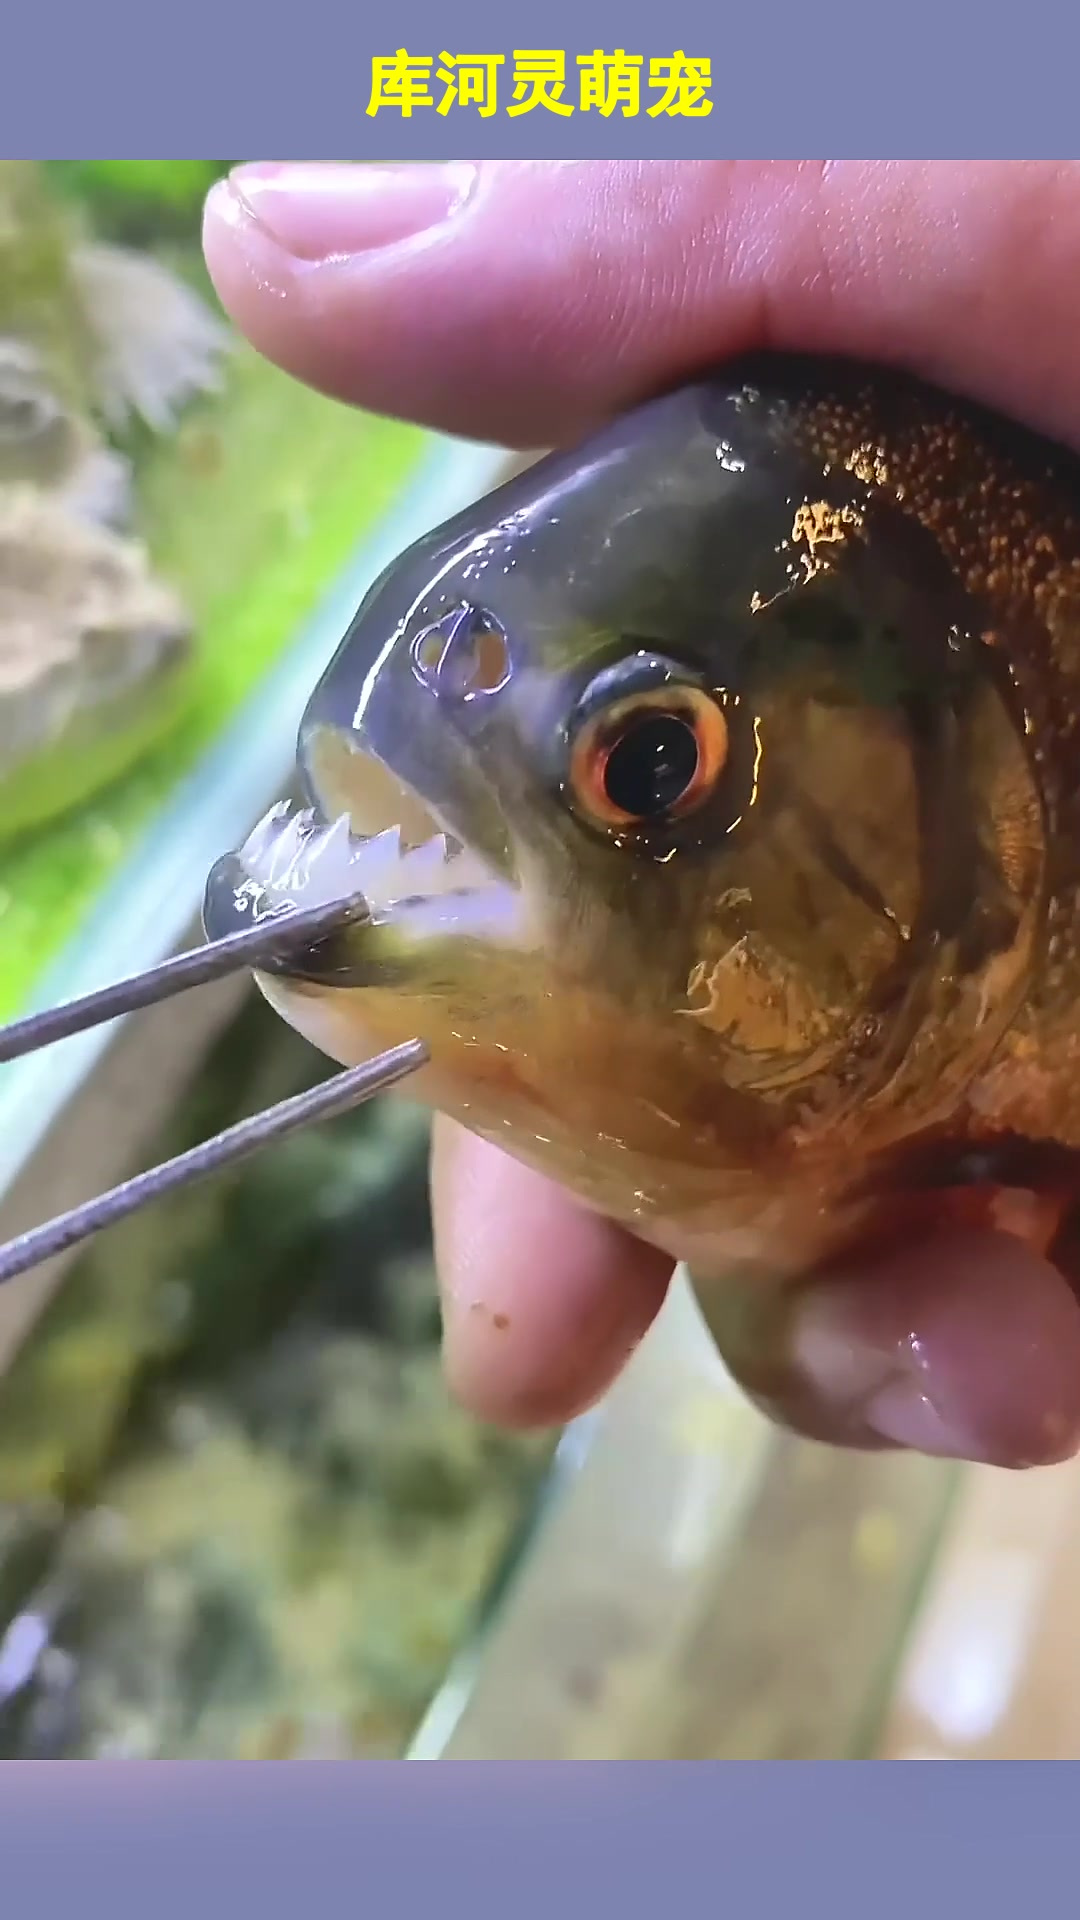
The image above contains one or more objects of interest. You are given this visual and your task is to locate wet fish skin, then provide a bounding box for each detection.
[206,353,1080,1296]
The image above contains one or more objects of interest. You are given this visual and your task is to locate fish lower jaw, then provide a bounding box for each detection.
[234,798,502,920]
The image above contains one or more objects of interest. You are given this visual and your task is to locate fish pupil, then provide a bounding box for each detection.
[603,712,699,818]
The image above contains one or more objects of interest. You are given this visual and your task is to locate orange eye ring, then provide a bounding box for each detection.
[568,684,729,831]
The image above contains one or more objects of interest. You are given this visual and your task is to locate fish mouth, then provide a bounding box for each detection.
[202,758,513,983]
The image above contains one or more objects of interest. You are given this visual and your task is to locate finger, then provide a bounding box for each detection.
[203,159,1080,447]
[429,1116,672,1428]
[698,1227,1080,1469]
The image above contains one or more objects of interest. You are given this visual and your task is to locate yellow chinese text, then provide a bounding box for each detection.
[507,49,575,115]
[647,51,713,116]
[578,48,643,115]
[436,52,504,116]
[367,47,435,116]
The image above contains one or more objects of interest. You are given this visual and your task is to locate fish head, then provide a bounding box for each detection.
[204,357,1050,1268]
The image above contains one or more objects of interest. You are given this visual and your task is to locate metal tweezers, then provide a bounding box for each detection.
[0,892,428,1289]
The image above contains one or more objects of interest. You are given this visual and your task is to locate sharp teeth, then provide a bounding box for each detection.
[398,837,454,897]
[240,800,292,870]
[264,817,306,887]
[235,800,500,912]
[350,826,404,898]
[284,814,356,907]
[366,824,403,858]
[308,813,353,870]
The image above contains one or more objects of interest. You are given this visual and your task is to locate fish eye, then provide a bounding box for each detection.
[567,657,729,831]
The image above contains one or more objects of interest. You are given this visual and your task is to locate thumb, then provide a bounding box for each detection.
[202,159,1080,447]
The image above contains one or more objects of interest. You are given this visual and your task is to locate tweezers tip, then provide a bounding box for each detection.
[0,888,372,1068]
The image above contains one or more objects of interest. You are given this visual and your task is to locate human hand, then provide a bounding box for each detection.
[204,159,1080,1468]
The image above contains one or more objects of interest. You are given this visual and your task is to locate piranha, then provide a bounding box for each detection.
[204,353,1080,1324]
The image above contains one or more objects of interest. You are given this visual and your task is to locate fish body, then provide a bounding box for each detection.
[205,354,1080,1308]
